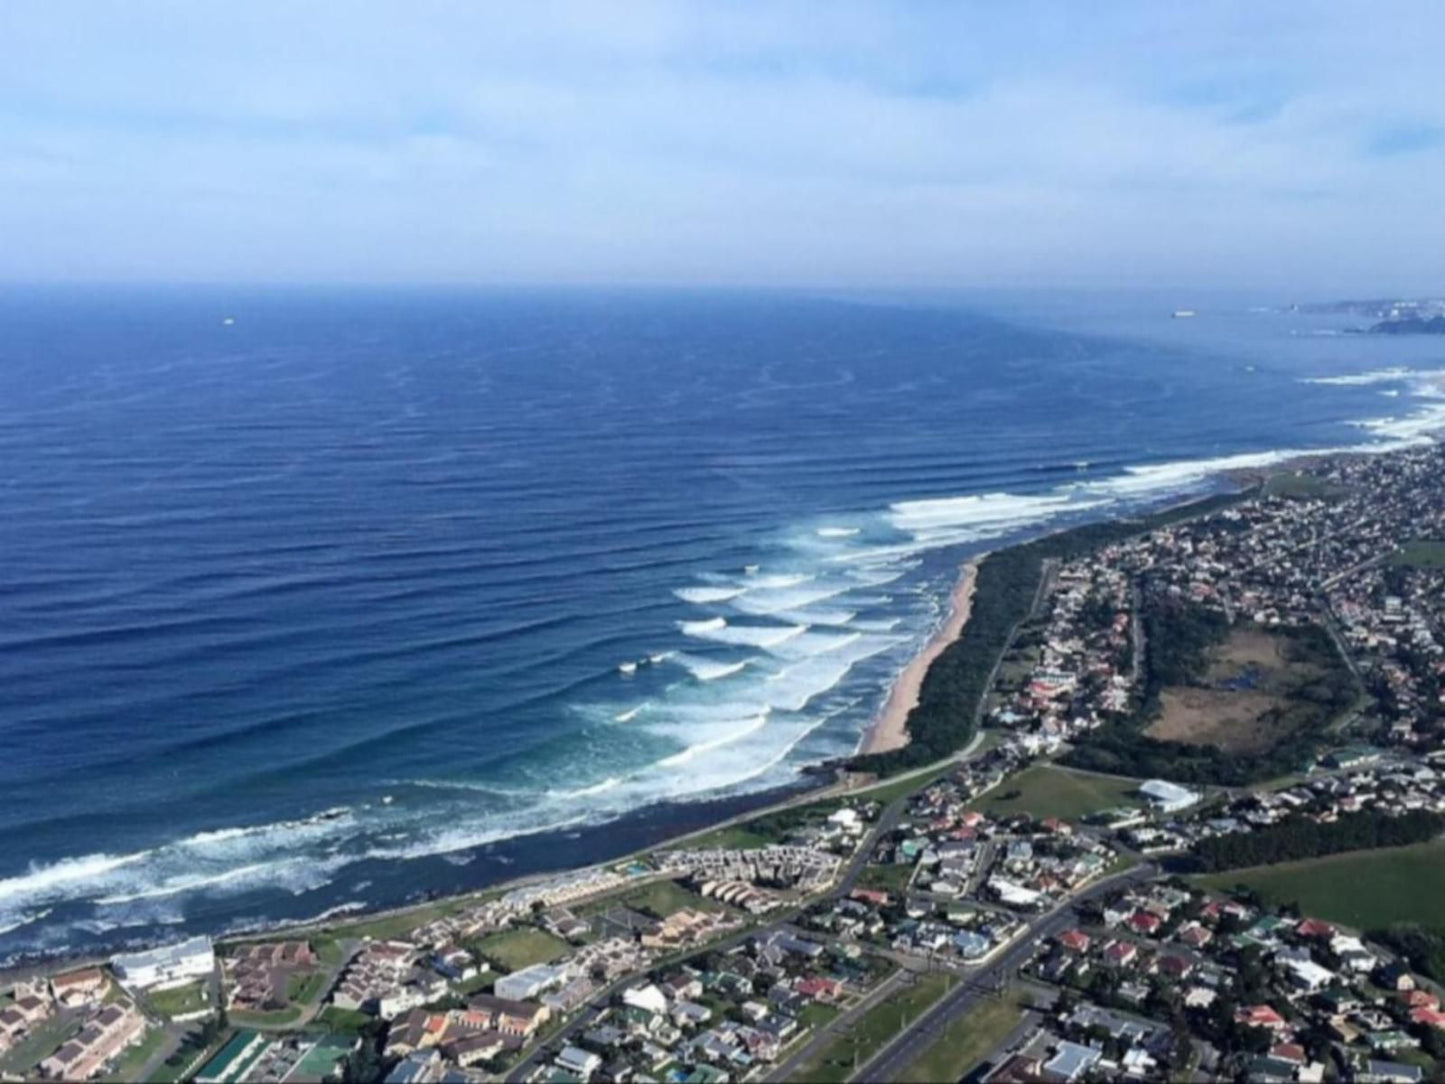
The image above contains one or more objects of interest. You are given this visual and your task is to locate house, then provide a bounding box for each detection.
[1236,1004,1288,1032]
[467,994,550,1037]
[494,962,568,1002]
[1058,929,1091,954]
[1127,911,1162,936]
[556,1045,603,1080]
[50,968,108,1006]
[38,1004,147,1081]
[1102,941,1138,967]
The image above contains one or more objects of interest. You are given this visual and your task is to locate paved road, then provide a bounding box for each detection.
[766,969,912,1082]
[853,864,1157,1083]
[507,730,993,1082]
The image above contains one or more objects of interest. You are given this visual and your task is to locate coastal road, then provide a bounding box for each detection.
[851,863,1157,1083]
[505,727,994,1081]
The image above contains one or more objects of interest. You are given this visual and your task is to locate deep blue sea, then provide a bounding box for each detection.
[3,287,1443,960]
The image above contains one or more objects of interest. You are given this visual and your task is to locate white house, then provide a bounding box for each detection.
[111,936,215,990]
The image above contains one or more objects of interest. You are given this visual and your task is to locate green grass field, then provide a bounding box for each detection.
[974,764,1140,822]
[146,980,210,1018]
[473,926,570,972]
[1195,840,1445,929]
[1391,539,1445,569]
[617,879,718,918]
[856,863,914,895]
[788,973,955,1083]
[1264,472,1350,501]
[896,991,1025,1083]
[316,1006,374,1035]
[286,970,328,1006]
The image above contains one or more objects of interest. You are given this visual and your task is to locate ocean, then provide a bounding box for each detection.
[2,286,1443,960]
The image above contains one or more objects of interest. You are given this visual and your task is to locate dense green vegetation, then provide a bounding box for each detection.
[1187,810,1444,873]
[1391,539,1445,569]
[1064,613,1354,785]
[1375,925,1445,983]
[850,492,1247,776]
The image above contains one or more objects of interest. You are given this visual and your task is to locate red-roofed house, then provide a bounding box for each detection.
[850,889,889,908]
[1406,990,1440,1010]
[1040,817,1073,835]
[1296,918,1336,940]
[1177,923,1213,949]
[795,978,843,1003]
[1057,930,1091,954]
[1128,911,1162,936]
[1410,1007,1445,1030]
[1156,955,1194,980]
[1236,1005,1288,1032]
[1103,941,1138,967]
[1270,1043,1306,1065]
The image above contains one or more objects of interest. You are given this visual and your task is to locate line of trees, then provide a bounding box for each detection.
[1186,810,1444,873]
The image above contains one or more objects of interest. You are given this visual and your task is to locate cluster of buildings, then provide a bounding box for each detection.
[509,927,879,1083]
[1007,876,1445,1083]
[658,842,844,894]
[332,939,447,1019]
[224,939,319,1013]
[38,1002,149,1081]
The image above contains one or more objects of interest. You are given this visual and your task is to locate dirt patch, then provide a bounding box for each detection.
[1145,627,1317,753]
[1148,688,1289,752]
[1210,627,1286,671]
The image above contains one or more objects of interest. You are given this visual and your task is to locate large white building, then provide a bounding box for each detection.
[1139,779,1201,814]
[111,935,215,990]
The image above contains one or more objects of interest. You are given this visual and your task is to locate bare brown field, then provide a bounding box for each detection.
[1149,687,1287,751]
[1209,627,1286,671]
[1145,627,1319,753]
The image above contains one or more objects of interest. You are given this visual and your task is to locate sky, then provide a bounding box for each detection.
[1,1,1443,291]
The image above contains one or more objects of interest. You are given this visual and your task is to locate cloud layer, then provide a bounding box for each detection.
[2,2,1442,289]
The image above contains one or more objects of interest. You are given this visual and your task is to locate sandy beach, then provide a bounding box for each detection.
[859,556,983,755]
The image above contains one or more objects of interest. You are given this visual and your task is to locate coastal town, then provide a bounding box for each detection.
[7,444,1445,1084]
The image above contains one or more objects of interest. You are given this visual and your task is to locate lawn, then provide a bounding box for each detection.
[618,879,719,918]
[856,863,914,895]
[895,991,1025,1083]
[473,926,570,972]
[230,1005,305,1028]
[316,1006,374,1035]
[287,970,328,1006]
[675,823,773,851]
[788,972,956,1083]
[1263,472,1350,500]
[974,765,1140,822]
[146,980,210,1018]
[1194,840,1445,929]
[1391,539,1445,569]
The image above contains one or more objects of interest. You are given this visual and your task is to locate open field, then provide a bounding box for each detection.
[472,927,570,972]
[1391,539,1445,569]
[787,972,955,1084]
[1146,627,1332,753]
[1263,471,1351,500]
[316,1006,373,1035]
[146,979,210,1018]
[615,879,719,918]
[975,765,1140,821]
[1194,840,1445,929]
[896,990,1026,1084]
[856,863,914,895]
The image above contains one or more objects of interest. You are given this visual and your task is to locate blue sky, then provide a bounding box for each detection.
[1,1,1442,290]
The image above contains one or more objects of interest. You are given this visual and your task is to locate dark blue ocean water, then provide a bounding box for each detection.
[2,287,1442,959]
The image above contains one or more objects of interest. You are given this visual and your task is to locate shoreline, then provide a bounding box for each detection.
[858,556,983,756]
[0,481,1269,978]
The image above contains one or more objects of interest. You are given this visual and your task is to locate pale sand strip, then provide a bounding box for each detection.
[859,556,984,755]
